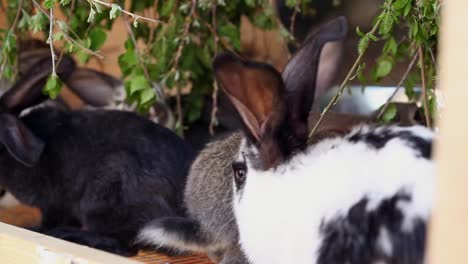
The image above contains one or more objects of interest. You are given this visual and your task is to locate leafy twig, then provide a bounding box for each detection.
[376,52,419,119]
[198,16,240,57]
[123,18,149,85]
[307,20,381,144]
[88,0,161,24]
[62,34,104,59]
[0,0,23,79]
[31,0,104,59]
[123,15,166,102]
[289,2,299,37]
[209,4,219,135]
[48,6,57,77]
[418,44,432,127]
[170,0,197,132]
[9,0,23,33]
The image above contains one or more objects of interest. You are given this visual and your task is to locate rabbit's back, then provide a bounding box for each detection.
[5,108,193,214]
[234,125,434,264]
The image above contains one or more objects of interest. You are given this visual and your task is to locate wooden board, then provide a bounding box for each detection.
[0,222,139,264]
[426,0,468,263]
[0,205,214,264]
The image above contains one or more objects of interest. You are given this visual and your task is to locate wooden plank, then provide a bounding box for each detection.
[0,222,140,264]
[427,0,468,263]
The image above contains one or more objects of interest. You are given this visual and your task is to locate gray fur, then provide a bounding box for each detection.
[185,132,248,263]
[138,132,249,263]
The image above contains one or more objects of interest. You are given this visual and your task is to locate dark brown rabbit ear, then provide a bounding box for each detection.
[0,54,76,115]
[64,68,122,107]
[0,113,45,167]
[213,52,286,143]
[18,39,51,76]
[282,16,348,140]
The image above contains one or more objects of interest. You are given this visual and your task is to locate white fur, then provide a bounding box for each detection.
[233,125,435,264]
[378,227,392,256]
[0,191,20,208]
[138,226,223,253]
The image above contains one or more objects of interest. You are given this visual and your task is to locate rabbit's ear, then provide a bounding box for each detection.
[65,68,122,107]
[213,52,286,143]
[0,114,45,167]
[282,16,348,137]
[0,55,76,115]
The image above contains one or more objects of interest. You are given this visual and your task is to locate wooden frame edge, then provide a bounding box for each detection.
[0,222,140,264]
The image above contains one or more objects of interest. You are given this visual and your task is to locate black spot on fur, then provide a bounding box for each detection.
[317,191,426,264]
[348,127,432,159]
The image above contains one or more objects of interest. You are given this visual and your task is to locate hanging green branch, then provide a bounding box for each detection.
[308,0,439,141]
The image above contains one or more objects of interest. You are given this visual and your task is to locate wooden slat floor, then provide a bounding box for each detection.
[0,204,214,264]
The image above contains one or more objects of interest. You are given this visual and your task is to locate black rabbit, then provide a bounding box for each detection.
[0,51,194,256]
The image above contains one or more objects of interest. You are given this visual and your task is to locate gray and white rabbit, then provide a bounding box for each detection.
[139,132,248,264]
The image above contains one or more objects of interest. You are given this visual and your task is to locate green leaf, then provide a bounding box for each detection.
[43,75,63,99]
[18,10,31,30]
[357,62,367,85]
[356,26,366,38]
[368,33,379,41]
[428,93,437,119]
[219,24,241,50]
[381,103,397,123]
[160,0,175,17]
[393,0,410,10]
[403,1,412,17]
[87,7,96,23]
[358,36,369,55]
[124,38,135,50]
[379,12,394,35]
[77,49,90,64]
[253,12,276,30]
[2,65,13,80]
[29,12,48,32]
[130,75,150,95]
[121,50,138,67]
[245,0,256,7]
[110,4,121,20]
[89,28,107,50]
[44,0,57,9]
[92,2,102,13]
[140,88,156,105]
[53,32,64,41]
[3,32,16,53]
[56,20,68,32]
[383,37,398,55]
[60,0,71,6]
[376,58,393,78]
[404,72,418,100]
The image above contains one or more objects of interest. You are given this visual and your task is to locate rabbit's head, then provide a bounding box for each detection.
[0,50,75,167]
[213,16,348,170]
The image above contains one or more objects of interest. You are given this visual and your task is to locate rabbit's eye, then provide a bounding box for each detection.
[232,162,247,185]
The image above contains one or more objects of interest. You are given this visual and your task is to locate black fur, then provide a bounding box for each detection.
[348,127,432,159]
[0,108,195,256]
[318,191,426,264]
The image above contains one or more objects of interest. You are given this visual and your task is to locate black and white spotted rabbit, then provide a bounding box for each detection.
[211,17,434,264]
